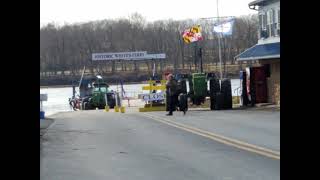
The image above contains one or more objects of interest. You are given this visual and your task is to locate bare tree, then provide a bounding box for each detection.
[40,13,258,81]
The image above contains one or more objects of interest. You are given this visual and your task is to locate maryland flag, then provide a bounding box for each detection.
[182,25,203,44]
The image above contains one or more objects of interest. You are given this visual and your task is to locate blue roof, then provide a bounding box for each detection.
[235,42,280,61]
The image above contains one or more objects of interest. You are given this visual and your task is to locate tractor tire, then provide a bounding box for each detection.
[178,93,188,112]
[109,103,115,109]
[195,98,201,105]
[80,102,85,110]
[180,80,187,94]
[84,102,93,110]
[221,79,233,109]
[215,92,224,110]
[83,102,88,110]
[108,98,116,109]
[209,78,220,96]
[210,94,216,110]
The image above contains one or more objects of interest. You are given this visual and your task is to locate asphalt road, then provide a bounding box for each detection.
[148,109,280,152]
[40,110,280,180]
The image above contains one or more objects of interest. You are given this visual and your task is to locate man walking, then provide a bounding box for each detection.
[166,74,178,116]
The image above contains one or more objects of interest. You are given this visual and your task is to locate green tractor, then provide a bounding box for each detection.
[86,78,116,109]
[175,72,232,111]
[172,45,232,111]
[69,75,116,110]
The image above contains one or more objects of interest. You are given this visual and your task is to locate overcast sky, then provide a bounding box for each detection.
[40,0,256,27]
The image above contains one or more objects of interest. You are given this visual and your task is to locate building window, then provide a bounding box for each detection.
[272,9,277,36]
[277,9,280,36]
[267,9,274,37]
[259,12,268,38]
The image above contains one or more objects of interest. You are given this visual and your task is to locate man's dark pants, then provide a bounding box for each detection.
[168,94,178,114]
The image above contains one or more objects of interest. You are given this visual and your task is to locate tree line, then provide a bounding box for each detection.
[40,13,258,78]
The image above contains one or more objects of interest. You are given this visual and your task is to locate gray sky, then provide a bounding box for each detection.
[40,0,256,27]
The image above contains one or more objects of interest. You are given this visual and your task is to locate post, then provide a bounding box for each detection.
[218,34,223,88]
[40,94,47,120]
[114,92,119,112]
[149,80,153,108]
[194,42,198,72]
[72,85,76,99]
[119,92,122,107]
[152,60,156,78]
[104,93,109,112]
[40,100,44,120]
[199,48,203,73]
[120,81,123,99]
[79,66,86,88]
[119,91,125,113]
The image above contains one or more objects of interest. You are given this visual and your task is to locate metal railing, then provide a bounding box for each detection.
[121,90,143,99]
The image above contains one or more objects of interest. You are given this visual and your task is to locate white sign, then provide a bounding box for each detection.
[92,51,166,61]
[92,51,147,61]
[144,53,166,59]
[139,92,165,101]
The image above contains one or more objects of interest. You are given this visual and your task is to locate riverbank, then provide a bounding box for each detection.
[40,80,241,116]
[40,70,240,87]
[40,81,145,89]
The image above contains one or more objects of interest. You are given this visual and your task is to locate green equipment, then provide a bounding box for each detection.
[175,72,232,110]
[69,75,116,110]
[192,73,207,105]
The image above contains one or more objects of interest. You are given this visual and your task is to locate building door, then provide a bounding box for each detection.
[252,67,268,103]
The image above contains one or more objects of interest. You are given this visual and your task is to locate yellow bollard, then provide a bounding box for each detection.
[115,106,119,112]
[120,106,125,113]
[104,105,109,112]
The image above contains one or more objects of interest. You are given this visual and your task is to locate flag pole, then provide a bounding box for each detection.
[152,59,156,78]
[194,41,198,72]
[216,0,223,89]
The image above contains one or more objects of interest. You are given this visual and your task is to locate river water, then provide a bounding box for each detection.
[40,80,241,116]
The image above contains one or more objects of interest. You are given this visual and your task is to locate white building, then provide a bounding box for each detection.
[235,0,280,105]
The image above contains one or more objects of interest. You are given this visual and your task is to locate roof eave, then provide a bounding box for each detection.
[234,44,258,59]
[248,0,267,10]
[248,0,267,6]
[236,55,280,61]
